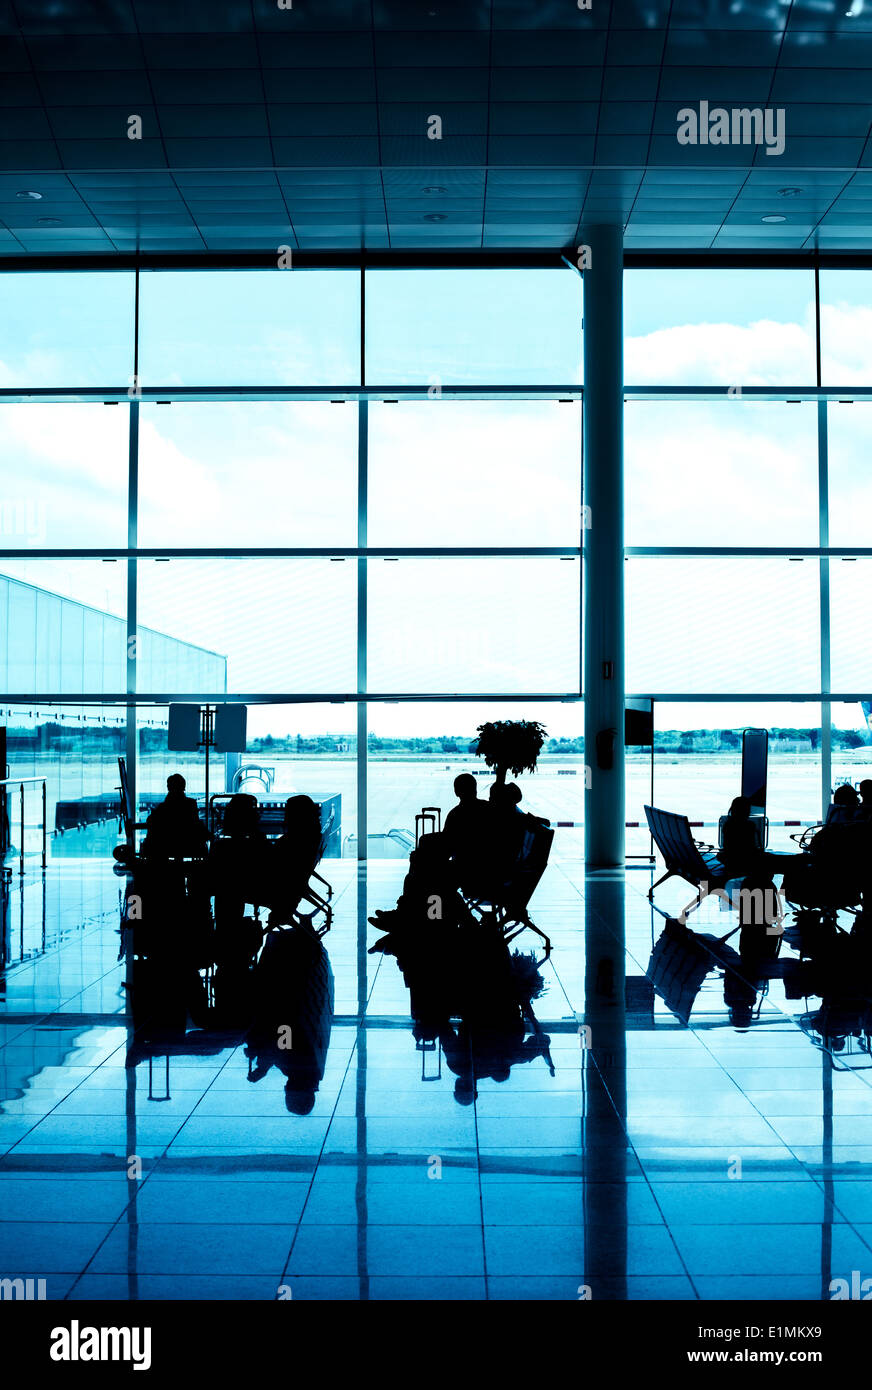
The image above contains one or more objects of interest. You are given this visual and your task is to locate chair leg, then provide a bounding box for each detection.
[679,886,706,922]
[648,869,673,899]
[312,870,333,901]
[503,917,552,959]
[524,922,552,959]
[295,894,332,936]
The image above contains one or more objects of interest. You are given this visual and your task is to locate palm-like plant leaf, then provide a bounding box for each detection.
[473,719,548,781]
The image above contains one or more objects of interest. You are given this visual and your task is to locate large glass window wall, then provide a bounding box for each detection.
[0,262,860,857]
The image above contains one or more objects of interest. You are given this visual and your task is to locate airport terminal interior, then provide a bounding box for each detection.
[5,0,872,1307]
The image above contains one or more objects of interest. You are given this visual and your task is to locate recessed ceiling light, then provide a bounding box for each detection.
[424,212,446,222]
[777,187,803,197]
[37,217,61,225]
[16,190,41,200]
[761,214,787,223]
[422,186,447,195]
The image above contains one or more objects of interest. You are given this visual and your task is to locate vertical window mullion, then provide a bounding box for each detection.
[357,397,367,861]
[125,267,140,848]
[818,398,831,818]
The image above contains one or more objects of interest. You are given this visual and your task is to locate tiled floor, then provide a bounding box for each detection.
[2,854,872,1301]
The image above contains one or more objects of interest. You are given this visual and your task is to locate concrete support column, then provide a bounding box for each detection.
[582,224,625,868]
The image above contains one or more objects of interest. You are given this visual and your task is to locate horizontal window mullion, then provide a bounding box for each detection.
[0,547,582,560]
[0,385,584,403]
[0,692,585,706]
[626,547,872,558]
[628,692,830,702]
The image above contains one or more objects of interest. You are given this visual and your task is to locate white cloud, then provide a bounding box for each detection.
[625,316,816,386]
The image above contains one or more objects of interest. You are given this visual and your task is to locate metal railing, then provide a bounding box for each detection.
[0,777,47,875]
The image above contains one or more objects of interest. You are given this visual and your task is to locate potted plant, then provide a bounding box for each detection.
[472,719,548,788]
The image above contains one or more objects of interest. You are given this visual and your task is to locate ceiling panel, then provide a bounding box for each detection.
[0,0,870,253]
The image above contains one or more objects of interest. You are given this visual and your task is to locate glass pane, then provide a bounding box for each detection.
[625,401,819,546]
[644,702,822,853]
[367,557,580,694]
[820,270,872,385]
[138,402,357,546]
[0,560,126,696]
[624,269,816,386]
[830,558,872,693]
[368,700,583,859]
[831,702,872,804]
[826,402,872,547]
[368,400,581,546]
[364,269,582,386]
[136,557,356,694]
[138,270,359,386]
[0,272,135,386]
[0,405,129,548]
[136,704,356,852]
[626,557,820,695]
[2,706,126,941]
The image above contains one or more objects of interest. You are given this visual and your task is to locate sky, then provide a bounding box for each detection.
[0,266,869,739]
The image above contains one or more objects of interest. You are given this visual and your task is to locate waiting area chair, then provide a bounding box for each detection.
[644,805,733,918]
[459,817,554,958]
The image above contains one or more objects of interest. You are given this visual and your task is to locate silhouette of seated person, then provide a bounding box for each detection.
[210,794,265,908]
[462,782,549,902]
[500,781,550,830]
[720,795,795,882]
[859,780,872,821]
[268,794,325,926]
[128,779,213,1037]
[443,772,492,848]
[443,774,496,885]
[209,793,268,972]
[826,782,862,826]
[807,784,872,898]
[369,830,475,953]
[136,774,210,958]
[720,796,761,878]
[141,773,207,860]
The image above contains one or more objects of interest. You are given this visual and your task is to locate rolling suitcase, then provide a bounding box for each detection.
[415,807,442,845]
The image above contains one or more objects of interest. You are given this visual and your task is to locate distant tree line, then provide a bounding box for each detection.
[5,723,867,759]
[245,728,871,756]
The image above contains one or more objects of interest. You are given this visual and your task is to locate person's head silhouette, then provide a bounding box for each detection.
[223,792,259,837]
[283,794,321,837]
[285,1084,317,1115]
[453,773,477,802]
[166,773,186,796]
[860,779,872,805]
[729,795,751,819]
[454,1077,476,1106]
[834,783,859,808]
[505,783,522,807]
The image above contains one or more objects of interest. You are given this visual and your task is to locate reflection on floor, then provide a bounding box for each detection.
[2,856,872,1301]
